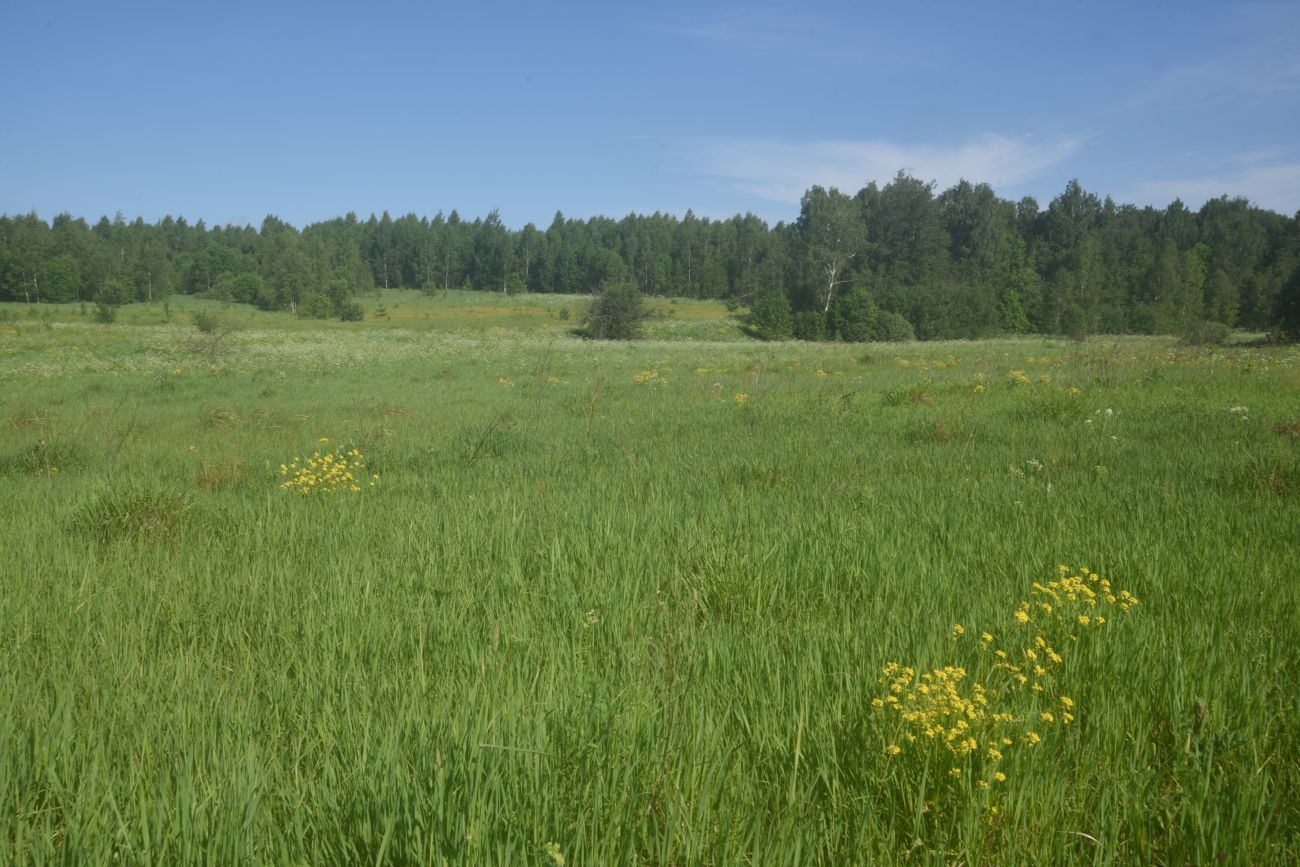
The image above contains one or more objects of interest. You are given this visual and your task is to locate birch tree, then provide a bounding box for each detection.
[795,186,865,312]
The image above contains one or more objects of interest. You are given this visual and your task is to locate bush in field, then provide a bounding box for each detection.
[189,311,239,363]
[95,278,130,307]
[212,272,264,304]
[873,310,916,342]
[92,277,130,323]
[831,283,878,342]
[338,300,365,321]
[1273,267,1300,341]
[749,288,793,339]
[191,310,220,333]
[297,293,336,320]
[792,309,827,341]
[582,282,646,339]
[1178,320,1232,346]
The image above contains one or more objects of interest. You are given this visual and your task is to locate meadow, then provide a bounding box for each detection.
[1,292,1298,865]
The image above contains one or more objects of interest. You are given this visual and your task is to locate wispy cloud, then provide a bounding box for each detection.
[1131,159,1300,214]
[655,8,837,52]
[1119,4,1300,111]
[696,134,1089,204]
[1121,45,1300,112]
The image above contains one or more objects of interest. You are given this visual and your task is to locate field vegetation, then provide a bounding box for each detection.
[1,292,1298,864]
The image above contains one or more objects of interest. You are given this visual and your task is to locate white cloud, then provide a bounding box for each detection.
[1131,161,1300,215]
[697,134,1088,204]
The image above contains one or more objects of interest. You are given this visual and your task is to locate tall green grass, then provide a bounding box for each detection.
[1,302,1298,863]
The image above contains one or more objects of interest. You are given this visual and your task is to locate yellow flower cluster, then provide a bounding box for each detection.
[632,369,665,385]
[896,355,958,370]
[1013,564,1139,631]
[279,447,377,495]
[1007,369,1031,385]
[875,565,1140,788]
[874,663,1017,764]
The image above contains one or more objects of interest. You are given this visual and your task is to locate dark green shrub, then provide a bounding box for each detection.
[1274,268,1300,341]
[583,283,646,339]
[192,310,220,333]
[95,278,130,307]
[792,310,827,341]
[831,284,878,342]
[750,289,793,340]
[1179,321,1232,346]
[296,293,335,320]
[873,311,916,342]
[212,272,263,304]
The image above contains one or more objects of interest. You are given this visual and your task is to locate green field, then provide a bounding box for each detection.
[2,293,1298,865]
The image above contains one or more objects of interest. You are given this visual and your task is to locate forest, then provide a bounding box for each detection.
[3,172,1299,340]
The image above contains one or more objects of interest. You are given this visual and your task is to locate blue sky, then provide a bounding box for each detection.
[2,0,1298,228]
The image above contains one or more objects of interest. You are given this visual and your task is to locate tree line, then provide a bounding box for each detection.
[3,172,1299,339]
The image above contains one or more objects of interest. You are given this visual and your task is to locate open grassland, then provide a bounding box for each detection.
[2,296,1298,865]
[0,290,746,342]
